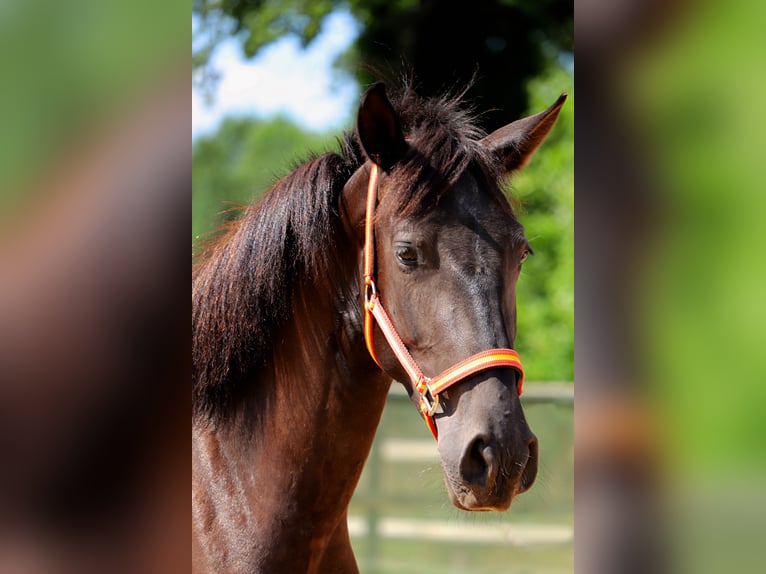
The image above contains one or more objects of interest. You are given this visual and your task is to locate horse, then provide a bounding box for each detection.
[192,81,566,573]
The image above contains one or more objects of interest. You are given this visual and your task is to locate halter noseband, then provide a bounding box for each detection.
[362,164,525,440]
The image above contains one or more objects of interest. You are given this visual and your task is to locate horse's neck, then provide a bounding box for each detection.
[193,278,391,573]
[261,278,391,491]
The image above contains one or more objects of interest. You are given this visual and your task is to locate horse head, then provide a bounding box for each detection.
[345,83,566,511]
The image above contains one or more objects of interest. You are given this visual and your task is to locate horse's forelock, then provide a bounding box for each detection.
[381,90,506,219]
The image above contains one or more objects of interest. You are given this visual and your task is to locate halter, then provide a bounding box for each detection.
[362,164,525,440]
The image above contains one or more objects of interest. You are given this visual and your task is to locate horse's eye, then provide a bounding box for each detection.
[520,247,533,264]
[395,245,418,266]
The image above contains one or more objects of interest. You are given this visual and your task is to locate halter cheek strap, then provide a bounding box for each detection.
[362,164,525,440]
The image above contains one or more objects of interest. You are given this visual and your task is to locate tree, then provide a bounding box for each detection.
[192,0,572,130]
[512,64,573,381]
[192,116,337,242]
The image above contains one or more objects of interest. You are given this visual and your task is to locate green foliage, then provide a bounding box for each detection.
[193,0,572,128]
[192,116,337,243]
[193,0,334,69]
[511,64,574,381]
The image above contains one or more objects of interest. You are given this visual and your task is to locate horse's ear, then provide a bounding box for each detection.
[480,93,567,174]
[356,82,407,170]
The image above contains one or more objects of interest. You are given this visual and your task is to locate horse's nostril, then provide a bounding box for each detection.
[459,436,496,489]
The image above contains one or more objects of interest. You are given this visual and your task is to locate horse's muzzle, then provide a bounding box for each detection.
[435,370,538,511]
[444,430,538,511]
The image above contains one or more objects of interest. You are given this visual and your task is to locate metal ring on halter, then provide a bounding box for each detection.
[417,378,439,417]
[364,278,377,310]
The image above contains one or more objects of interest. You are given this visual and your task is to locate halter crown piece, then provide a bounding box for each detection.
[362,164,525,440]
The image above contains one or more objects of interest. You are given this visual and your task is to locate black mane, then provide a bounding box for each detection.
[192,85,508,420]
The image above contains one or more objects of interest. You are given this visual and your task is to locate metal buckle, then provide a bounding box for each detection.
[417,377,439,417]
[364,278,378,310]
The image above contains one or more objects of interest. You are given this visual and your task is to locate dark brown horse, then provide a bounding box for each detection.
[192,82,566,573]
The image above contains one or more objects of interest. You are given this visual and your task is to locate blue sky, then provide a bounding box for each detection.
[192,10,360,140]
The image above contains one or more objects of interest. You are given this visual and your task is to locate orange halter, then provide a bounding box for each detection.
[362,164,525,440]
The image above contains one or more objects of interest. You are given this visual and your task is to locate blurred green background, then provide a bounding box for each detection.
[0,0,186,214]
[629,0,766,477]
[574,0,766,571]
[623,1,766,571]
